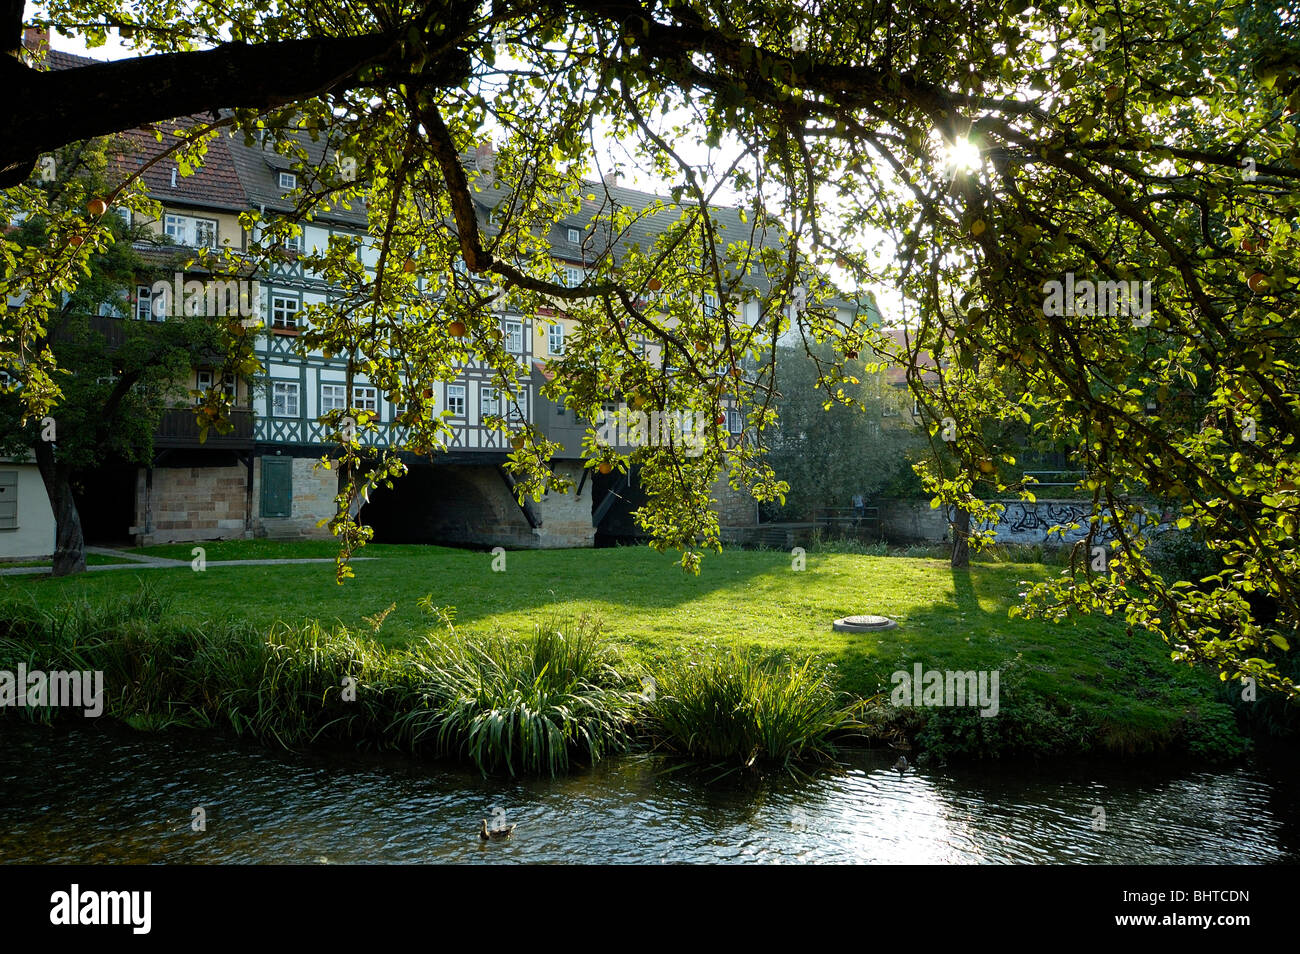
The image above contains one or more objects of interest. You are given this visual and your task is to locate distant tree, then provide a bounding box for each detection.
[762,341,921,522]
[0,137,230,575]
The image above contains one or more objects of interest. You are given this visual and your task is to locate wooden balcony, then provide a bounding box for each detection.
[155,407,255,450]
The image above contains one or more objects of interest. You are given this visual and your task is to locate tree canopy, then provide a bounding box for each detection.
[2,0,1298,697]
[761,339,920,521]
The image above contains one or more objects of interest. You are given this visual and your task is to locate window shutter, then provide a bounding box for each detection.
[260,457,293,518]
[0,471,17,529]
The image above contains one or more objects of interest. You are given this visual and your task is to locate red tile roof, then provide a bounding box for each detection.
[875,326,941,386]
[114,118,250,213]
[45,48,250,215]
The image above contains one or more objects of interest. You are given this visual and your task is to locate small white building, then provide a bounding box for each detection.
[0,458,55,561]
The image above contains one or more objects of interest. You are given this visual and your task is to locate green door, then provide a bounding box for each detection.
[260,457,293,517]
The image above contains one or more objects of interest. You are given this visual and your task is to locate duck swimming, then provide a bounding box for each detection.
[480,818,517,841]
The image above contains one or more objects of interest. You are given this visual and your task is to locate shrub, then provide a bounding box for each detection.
[910,659,1089,761]
[389,615,640,776]
[1178,702,1252,760]
[1147,528,1222,584]
[645,651,860,773]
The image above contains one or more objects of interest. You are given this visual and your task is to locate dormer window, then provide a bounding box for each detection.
[567,228,580,244]
[278,171,297,190]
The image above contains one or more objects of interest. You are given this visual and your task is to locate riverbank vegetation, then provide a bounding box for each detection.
[1,543,1279,771]
[0,588,858,775]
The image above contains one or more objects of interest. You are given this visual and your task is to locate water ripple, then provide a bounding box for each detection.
[0,725,1295,864]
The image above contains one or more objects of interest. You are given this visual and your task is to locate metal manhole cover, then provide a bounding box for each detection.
[832,615,898,632]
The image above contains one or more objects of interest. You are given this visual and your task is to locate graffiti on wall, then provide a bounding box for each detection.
[941,500,1168,545]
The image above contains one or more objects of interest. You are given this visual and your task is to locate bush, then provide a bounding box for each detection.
[0,588,639,776]
[909,658,1089,761]
[1147,528,1221,584]
[1179,702,1252,760]
[391,617,640,776]
[645,651,860,773]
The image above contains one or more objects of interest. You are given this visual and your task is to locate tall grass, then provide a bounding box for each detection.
[0,589,644,776]
[393,618,639,775]
[645,651,862,774]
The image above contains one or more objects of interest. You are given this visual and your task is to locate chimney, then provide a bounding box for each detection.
[602,171,620,187]
[22,27,50,57]
[474,141,495,173]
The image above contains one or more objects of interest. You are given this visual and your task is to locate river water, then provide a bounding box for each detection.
[1,724,1296,864]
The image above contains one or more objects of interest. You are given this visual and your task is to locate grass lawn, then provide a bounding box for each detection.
[1,552,132,569]
[1,540,1227,748]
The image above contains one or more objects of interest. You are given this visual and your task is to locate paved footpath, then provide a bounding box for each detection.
[0,546,374,577]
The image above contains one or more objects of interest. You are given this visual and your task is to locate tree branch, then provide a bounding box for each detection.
[0,30,474,187]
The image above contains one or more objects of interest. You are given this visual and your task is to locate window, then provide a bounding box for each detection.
[354,385,379,414]
[197,370,235,402]
[164,214,218,248]
[135,284,159,321]
[480,386,499,417]
[163,214,184,242]
[0,470,17,530]
[564,266,583,288]
[115,206,132,227]
[321,383,347,413]
[567,228,580,244]
[271,295,300,330]
[703,292,719,319]
[446,385,466,417]
[503,319,523,353]
[278,171,297,190]
[271,381,300,418]
[97,290,129,318]
[283,231,301,253]
[322,383,376,413]
[193,218,217,248]
[547,322,565,357]
[727,408,744,435]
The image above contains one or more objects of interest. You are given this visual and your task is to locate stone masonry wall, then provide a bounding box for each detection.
[711,471,759,528]
[132,464,249,545]
[532,459,595,548]
[254,455,337,540]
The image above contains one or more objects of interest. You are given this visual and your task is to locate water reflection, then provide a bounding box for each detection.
[0,724,1294,864]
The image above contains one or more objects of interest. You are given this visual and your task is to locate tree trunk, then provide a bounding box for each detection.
[33,439,87,577]
[951,505,970,568]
